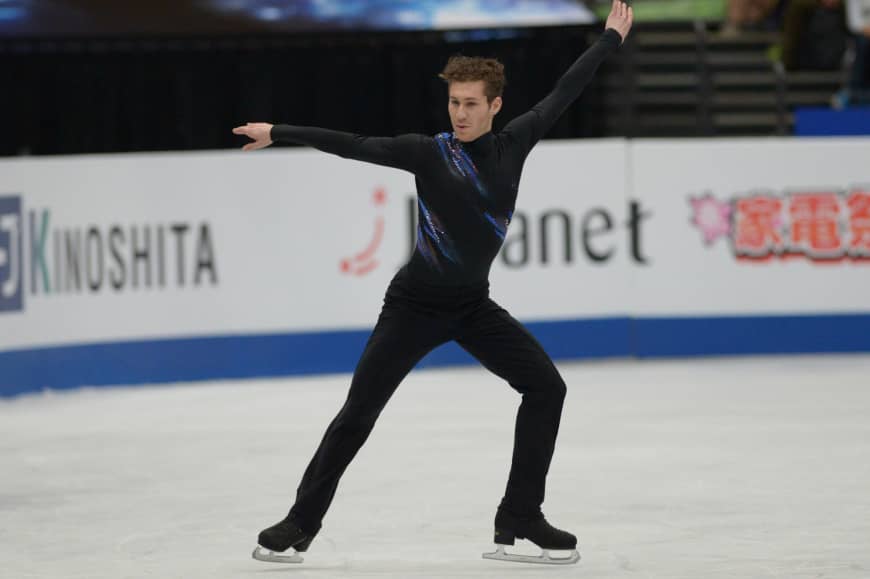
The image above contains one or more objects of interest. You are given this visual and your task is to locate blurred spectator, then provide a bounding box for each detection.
[781,0,848,70]
[833,0,870,106]
[845,0,870,30]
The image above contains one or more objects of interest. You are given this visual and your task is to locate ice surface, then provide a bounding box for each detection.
[2,355,869,578]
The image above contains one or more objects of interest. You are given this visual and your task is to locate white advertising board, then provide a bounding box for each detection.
[630,138,870,316]
[0,140,631,351]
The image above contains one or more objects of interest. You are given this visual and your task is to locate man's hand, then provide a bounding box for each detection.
[605,0,633,42]
[232,122,274,151]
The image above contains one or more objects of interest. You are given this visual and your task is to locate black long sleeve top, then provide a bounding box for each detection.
[271,29,622,287]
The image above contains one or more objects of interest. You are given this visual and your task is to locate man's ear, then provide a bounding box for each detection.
[491,96,503,116]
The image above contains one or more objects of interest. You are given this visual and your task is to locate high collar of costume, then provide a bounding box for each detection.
[453,131,495,157]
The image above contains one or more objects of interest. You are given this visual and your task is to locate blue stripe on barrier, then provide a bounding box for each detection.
[634,313,870,357]
[1,313,867,397]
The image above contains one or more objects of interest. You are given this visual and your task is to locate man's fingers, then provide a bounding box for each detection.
[235,122,272,149]
[242,141,269,152]
[615,2,630,24]
[234,123,264,135]
[604,0,632,42]
[610,0,628,20]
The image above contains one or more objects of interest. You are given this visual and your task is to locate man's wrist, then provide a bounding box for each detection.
[602,27,624,46]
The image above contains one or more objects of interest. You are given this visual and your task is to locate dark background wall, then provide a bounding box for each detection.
[1,26,608,156]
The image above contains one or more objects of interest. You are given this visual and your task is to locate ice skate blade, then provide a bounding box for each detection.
[482,544,580,565]
[252,546,303,564]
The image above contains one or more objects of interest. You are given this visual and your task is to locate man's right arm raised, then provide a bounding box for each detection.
[233,122,429,175]
[500,0,632,156]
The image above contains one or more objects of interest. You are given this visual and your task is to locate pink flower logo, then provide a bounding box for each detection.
[690,194,732,245]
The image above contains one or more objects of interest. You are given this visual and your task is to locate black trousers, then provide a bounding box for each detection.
[289,270,567,535]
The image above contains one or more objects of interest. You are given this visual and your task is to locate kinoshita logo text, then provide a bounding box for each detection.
[0,194,219,314]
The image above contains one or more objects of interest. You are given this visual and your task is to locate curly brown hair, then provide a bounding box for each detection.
[438,55,506,103]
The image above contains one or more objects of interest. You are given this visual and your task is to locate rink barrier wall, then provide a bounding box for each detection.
[2,313,869,397]
[3,138,870,396]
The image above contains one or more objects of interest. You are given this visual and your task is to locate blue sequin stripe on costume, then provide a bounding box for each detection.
[434,133,490,200]
[483,209,513,241]
[417,197,461,266]
[455,147,489,197]
[435,132,513,242]
[415,224,442,272]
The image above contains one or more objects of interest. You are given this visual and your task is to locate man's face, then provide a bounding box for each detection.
[448,81,502,142]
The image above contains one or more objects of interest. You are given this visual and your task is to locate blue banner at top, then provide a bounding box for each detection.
[0,0,596,38]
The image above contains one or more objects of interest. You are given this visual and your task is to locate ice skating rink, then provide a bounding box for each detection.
[2,354,869,579]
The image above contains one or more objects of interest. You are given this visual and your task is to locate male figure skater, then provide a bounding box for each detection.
[234,0,632,565]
